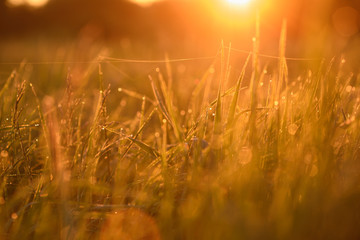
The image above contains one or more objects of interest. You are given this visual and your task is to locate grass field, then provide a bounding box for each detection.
[1,24,360,239]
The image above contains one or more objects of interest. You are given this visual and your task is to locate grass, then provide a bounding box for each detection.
[1,32,360,240]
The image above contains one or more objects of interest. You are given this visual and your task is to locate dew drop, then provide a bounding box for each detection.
[11,213,18,220]
[0,150,9,158]
[40,193,48,198]
[288,123,299,135]
[346,85,352,93]
[120,100,127,107]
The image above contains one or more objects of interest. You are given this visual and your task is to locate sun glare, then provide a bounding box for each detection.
[227,0,251,6]
[8,0,48,7]
[131,0,162,7]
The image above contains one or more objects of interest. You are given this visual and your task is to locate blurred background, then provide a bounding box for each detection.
[0,0,359,58]
[0,0,359,102]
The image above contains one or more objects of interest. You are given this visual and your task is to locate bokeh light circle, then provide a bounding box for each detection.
[332,6,359,37]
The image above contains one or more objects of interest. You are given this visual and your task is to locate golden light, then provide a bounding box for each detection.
[227,0,251,6]
[7,0,48,7]
[131,0,163,7]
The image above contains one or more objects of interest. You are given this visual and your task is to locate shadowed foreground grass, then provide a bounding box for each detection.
[1,38,360,240]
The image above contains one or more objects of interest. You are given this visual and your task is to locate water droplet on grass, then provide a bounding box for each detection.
[346,85,352,93]
[1,150,9,158]
[11,213,18,220]
[288,123,299,135]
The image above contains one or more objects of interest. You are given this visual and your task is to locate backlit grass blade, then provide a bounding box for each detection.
[149,75,173,128]
[156,67,183,141]
[118,87,155,105]
[0,70,15,99]
[249,13,260,152]
[226,53,251,130]
[127,137,160,158]
[213,40,225,136]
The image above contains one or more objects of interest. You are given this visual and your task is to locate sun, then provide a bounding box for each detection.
[227,0,251,6]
